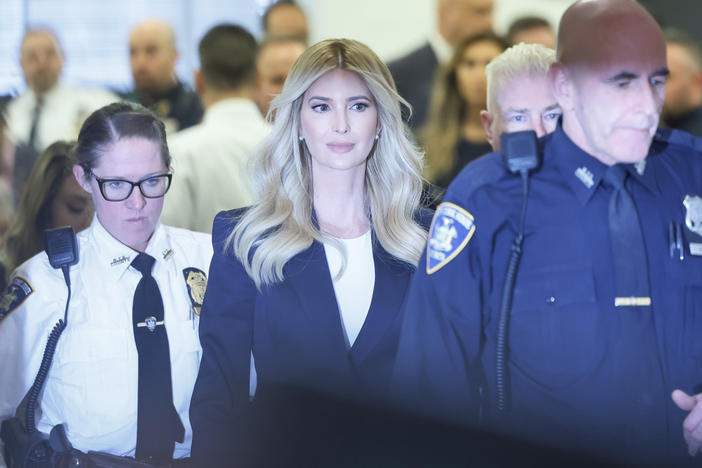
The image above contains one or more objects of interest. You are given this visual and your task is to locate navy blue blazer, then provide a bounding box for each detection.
[190,208,432,464]
[388,42,439,130]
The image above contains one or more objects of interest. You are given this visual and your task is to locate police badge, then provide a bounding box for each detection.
[427,202,476,274]
[683,194,702,256]
[183,268,207,316]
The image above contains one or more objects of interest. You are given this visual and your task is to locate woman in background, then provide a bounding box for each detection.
[190,38,431,466]
[421,32,508,191]
[2,140,93,275]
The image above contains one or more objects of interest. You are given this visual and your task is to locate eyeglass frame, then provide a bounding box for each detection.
[86,167,173,202]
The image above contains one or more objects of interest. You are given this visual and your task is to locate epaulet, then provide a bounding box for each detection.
[652,128,702,154]
[444,151,508,201]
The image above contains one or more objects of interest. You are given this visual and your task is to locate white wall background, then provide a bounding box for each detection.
[299,0,575,62]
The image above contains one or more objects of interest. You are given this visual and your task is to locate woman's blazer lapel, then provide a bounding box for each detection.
[348,240,413,366]
[284,241,349,356]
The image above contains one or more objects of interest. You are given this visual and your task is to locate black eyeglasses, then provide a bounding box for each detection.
[88,169,172,202]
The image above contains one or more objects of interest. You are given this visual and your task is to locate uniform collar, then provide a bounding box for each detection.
[89,215,173,281]
[551,123,660,206]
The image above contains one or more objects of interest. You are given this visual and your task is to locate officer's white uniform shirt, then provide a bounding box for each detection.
[161,98,270,232]
[4,83,118,152]
[0,216,212,459]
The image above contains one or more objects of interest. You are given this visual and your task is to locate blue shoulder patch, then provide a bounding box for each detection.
[0,276,34,323]
[426,202,476,274]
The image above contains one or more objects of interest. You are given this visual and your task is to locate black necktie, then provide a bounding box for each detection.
[131,253,184,463]
[27,97,43,152]
[604,164,651,307]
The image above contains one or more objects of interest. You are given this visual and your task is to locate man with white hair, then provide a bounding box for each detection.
[480,43,561,150]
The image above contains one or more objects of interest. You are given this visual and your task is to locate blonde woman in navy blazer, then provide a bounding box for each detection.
[190,39,431,465]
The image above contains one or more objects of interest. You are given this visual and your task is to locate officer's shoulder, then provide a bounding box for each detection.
[652,128,702,157]
[163,225,212,251]
[446,151,509,199]
[14,249,65,284]
[0,251,63,322]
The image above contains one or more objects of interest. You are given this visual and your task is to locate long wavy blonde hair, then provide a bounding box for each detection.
[228,38,427,289]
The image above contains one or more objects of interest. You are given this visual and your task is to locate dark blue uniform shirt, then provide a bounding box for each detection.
[394,124,702,466]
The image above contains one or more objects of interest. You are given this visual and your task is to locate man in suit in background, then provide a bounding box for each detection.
[3,28,116,203]
[388,0,495,129]
[122,19,203,134]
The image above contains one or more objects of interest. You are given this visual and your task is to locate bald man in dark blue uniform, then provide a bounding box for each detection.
[393,0,702,465]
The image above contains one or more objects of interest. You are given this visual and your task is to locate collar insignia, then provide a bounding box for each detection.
[574,166,595,188]
[110,255,130,267]
[634,160,646,176]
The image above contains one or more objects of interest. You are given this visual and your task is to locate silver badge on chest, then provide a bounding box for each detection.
[684,195,702,236]
[683,195,702,256]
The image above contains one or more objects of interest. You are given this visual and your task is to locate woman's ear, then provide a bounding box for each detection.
[72,165,92,194]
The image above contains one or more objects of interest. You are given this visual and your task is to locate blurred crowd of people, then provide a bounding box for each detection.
[0,0,554,285]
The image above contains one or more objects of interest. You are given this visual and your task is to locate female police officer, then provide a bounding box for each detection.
[0,102,212,465]
[189,39,431,465]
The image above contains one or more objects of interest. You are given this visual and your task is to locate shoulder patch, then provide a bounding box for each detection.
[0,276,34,323]
[426,202,476,275]
[183,268,207,315]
